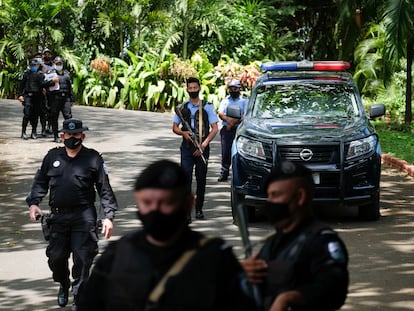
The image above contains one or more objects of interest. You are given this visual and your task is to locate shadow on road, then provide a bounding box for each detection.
[0,100,413,310]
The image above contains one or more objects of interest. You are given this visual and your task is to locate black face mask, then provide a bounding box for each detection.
[264,201,291,224]
[64,136,83,149]
[137,209,187,241]
[229,91,240,99]
[188,91,199,99]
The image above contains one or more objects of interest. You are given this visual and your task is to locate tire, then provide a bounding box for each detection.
[358,191,380,221]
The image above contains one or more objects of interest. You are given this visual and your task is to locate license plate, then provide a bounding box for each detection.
[312,172,320,184]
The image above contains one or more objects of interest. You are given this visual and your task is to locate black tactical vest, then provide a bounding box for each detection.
[180,101,211,142]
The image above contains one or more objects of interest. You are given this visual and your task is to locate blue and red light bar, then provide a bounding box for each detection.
[261,61,351,72]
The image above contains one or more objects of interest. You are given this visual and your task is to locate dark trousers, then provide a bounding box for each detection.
[180,143,210,211]
[22,94,43,133]
[220,127,237,177]
[49,93,72,137]
[46,207,99,303]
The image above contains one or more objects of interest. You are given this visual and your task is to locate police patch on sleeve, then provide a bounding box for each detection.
[328,241,346,263]
[103,162,109,175]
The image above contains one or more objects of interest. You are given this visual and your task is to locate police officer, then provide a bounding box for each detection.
[31,51,50,137]
[242,161,349,311]
[217,79,248,182]
[18,58,53,139]
[41,48,55,135]
[26,118,118,310]
[79,159,257,311]
[46,56,74,143]
[172,77,219,221]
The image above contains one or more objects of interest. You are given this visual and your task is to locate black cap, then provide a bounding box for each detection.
[32,51,42,58]
[60,118,89,133]
[134,160,189,192]
[264,161,314,189]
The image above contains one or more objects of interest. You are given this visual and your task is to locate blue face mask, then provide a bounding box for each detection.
[30,66,38,72]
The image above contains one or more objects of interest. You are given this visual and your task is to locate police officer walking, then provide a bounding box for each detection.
[18,58,53,139]
[26,118,118,310]
[79,159,257,311]
[45,56,74,143]
[217,79,248,182]
[242,161,349,311]
[172,77,219,221]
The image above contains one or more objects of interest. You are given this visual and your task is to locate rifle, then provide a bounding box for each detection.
[235,203,263,308]
[175,107,207,164]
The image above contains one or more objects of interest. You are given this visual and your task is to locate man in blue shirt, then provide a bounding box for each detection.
[173,77,219,221]
[217,80,248,181]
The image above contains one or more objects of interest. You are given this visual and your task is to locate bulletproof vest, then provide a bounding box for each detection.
[180,101,210,142]
[24,70,44,93]
[261,222,331,310]
[106,232,228,311]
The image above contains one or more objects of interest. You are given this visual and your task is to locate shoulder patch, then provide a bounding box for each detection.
[327,241,347,264]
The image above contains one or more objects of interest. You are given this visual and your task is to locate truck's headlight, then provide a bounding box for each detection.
[347,135,377,160]
[236,136,266,160]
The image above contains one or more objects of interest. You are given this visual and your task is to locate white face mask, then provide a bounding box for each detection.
[54,65,63,71]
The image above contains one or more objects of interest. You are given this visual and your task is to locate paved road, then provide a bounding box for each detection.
[0,99,413,310]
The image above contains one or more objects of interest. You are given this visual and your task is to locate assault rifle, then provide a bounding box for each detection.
[235,203,263,308]
[175,107,207,164]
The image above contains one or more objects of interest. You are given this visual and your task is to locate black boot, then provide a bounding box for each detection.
[21,119,28,140]
[53,134,61,143]
[57,281,70,307]
[31,129,37,139]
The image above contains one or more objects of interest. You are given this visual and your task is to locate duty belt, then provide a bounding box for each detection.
[51,206,89,214]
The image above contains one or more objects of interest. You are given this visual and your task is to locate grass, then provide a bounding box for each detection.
[375,123,414,165]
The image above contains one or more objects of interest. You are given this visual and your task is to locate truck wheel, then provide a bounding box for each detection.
[358,192,380,221]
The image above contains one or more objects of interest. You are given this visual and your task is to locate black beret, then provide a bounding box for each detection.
[134,160,189,192]
[264,161,314,190]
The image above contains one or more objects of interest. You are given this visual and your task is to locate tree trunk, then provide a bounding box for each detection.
[405,36,413,124]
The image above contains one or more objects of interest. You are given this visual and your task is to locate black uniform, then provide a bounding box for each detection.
[79,229,257,311]
[18,68,52,137]
[26,145,118,303]
[46,69,74,140]
[258,218,349,311]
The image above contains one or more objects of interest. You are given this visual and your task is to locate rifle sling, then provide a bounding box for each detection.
[148,237,209,303]
[198,100,203,143]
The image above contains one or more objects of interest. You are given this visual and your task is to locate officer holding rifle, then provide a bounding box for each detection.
[172,77,218,222]
[241,161,349,311]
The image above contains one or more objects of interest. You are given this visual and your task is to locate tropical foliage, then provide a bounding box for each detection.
[0,0,412,124]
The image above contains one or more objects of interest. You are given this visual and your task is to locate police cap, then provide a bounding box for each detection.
[53,56,63,64]
[60,118,89,133]
[134,160,190,193]
[228,79,241,88]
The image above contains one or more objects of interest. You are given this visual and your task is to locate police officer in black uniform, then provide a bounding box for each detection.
[18,58,53,139]
[26,118,118,310]
[78,159,257,311]
[46,56,74,143]
[242,161,349,311]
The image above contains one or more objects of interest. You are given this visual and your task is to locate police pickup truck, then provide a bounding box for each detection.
[230,61,385,221]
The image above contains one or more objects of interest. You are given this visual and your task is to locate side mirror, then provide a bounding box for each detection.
[227,105,242,119]
[369,104,386,119]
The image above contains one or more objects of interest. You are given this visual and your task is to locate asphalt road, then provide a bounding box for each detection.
[0,99,413,310]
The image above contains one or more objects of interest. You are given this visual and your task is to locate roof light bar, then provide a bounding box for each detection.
[261,61,351,72]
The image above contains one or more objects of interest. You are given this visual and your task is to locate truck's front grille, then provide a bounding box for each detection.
[278,145,340,164]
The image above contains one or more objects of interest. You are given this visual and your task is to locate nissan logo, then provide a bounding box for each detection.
[299,148,313,161]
